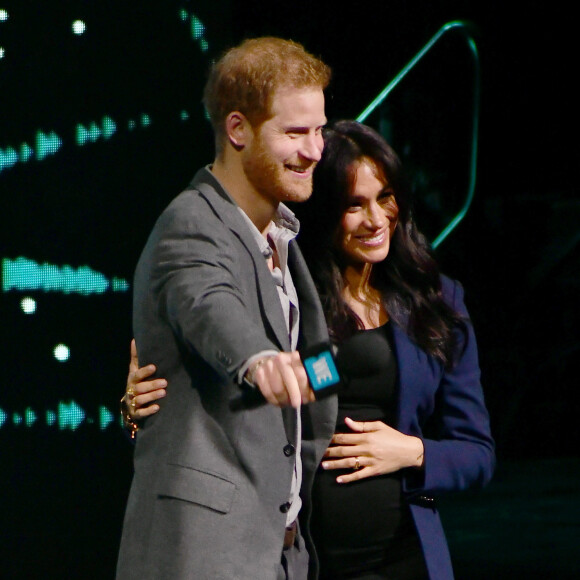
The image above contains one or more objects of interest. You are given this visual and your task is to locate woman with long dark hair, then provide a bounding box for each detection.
[122,121,494,580]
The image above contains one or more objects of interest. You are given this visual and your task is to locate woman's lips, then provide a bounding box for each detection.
[356,230,387,246]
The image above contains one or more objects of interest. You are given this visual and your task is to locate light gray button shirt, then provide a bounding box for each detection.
[237,204,303,527]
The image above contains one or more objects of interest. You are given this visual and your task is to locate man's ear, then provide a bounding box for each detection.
[225,112,251,151]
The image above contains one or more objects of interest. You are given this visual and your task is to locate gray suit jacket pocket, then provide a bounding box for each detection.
[157,463,237,514]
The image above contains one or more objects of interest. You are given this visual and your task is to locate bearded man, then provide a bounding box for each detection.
[116,38,335,580]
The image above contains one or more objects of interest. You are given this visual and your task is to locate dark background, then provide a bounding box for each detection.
[1,1,577,578]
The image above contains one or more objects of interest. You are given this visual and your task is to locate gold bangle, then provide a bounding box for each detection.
[120,395,140,440]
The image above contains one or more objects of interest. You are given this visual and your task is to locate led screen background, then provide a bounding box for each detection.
[1,3,225,577]
[1,1,577,578]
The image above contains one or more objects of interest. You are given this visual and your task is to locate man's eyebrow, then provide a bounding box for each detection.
[285,122,326,133]
[285,126,310,133]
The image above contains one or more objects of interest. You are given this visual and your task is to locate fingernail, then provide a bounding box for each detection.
[321,462,328,470]
[336,477,343,484]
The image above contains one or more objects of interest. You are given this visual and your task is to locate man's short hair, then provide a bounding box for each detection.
[203,37,331,153]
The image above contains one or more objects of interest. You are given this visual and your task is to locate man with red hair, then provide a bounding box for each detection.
[117,38,334,579]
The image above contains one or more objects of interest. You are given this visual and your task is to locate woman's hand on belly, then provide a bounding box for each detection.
[321,417,425,484]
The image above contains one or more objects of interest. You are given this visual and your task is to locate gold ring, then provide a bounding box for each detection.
[127,386,135,399]
[129,398,136,412]
[354,457,360,470]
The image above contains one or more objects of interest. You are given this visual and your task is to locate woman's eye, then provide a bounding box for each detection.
[380,195,398,211]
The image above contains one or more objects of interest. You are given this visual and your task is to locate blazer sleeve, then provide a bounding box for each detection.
[138,192,280,380]
[405,278,495,497]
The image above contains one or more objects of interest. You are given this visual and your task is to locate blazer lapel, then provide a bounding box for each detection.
[391,322,443,432]
[192,172,290,351]
[392,323,422,428]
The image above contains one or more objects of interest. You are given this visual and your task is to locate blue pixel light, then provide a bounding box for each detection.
[179,10,209,52]
[112,277,129,292]
[0,8,211,177]
[0,403,122,432]
[35,130,62,160]
[99,407,114,429]
[25,407,37,427]
[54,344,70,362]
[191,16,204,40]
[2,257,129,295]
[58,400,85,430]
[46,410,56,426]
[1,111,149,174]
[102,116,116,138]
[21,297,37,314]
[20,142,33,161]
[0,146,17,169]
[76,116,118,145]
[72,20,86,35]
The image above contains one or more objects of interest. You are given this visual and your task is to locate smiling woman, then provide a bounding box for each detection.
[339,157,399,268]
[297,120,494,579]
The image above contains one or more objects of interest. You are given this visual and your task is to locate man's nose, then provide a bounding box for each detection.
[301,133,324,162]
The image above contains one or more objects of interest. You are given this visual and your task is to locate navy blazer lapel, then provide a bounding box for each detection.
[191,170,290,351]
[391,322,443,432]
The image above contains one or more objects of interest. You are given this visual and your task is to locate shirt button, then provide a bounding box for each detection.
[279,502,291,514]
[283,444,295,457]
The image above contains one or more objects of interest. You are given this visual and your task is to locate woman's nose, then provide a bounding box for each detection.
[364,203,387,229]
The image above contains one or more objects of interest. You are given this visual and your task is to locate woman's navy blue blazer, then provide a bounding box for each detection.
[392,275,495,579]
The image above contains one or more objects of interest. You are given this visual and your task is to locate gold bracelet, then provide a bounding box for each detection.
[120,395,140,440]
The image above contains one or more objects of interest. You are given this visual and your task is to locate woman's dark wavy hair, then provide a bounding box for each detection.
[298,120,465,369]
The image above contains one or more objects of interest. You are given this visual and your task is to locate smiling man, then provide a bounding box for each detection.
[116,38,335,580]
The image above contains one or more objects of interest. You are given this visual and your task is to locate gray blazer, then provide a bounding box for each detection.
[117,168,336,580]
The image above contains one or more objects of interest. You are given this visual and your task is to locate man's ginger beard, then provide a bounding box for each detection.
[242,129,316,205]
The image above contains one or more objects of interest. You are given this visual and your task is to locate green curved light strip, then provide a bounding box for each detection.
[356,21,480,249]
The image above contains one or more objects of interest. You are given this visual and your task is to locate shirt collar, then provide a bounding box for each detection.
[238,204,299,259]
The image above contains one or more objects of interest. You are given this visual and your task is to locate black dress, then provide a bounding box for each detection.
[310,323,429,580]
